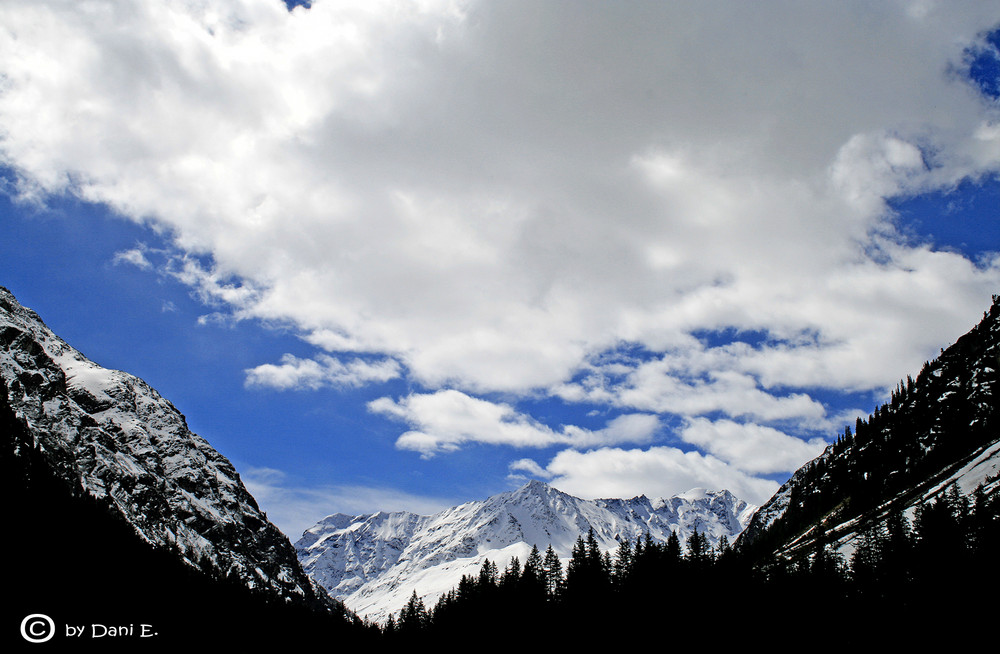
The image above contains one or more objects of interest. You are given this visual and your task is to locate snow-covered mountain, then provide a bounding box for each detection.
[737,294,1000,562]
[296,479,756,622]
[1,286,330,608]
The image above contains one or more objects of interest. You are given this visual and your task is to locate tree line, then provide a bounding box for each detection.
[378,480,999,646]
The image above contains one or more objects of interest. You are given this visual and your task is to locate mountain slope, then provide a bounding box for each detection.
[737,294,1000,561]
[1,286,365,645]
[296,479,755,622]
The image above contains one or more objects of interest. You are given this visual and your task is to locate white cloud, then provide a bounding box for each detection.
[3,2,998,396]
[559,358,829,424]
[510,416,827,505]
[679,417,828,475]
[516,445,781,507]
[245,353,401,390]
[369,389,659,456]
[113,247,153,270]
[508,457,550,479]
[4,1,1000,498]
[830,133,928,216]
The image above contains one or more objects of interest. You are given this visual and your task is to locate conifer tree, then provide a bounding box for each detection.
[500,556,521,589]
[523,545,542,581]
[565,534,588,590]
[850,520,884,594]
[665,530,682,562]
[685,528,710,564]
[398,590,428,633]
[542,544,563,599]
[881,508,913,593]
[565,528,610,604]
[586,528,602,568]
[478,558,498,588]
[613,537,633,587]
[519,545,546,602]
[456,573,476,602]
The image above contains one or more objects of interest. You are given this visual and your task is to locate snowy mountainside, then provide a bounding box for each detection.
[736,294,1000,562]
[296,479,756,622]
[0,286,327,606]
[771,435,1000,564]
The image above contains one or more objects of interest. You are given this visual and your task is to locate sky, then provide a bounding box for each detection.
[2,0,1000,540]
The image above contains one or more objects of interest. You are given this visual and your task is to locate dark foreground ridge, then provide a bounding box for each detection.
[1,285,375,647]
[4,379,374,647]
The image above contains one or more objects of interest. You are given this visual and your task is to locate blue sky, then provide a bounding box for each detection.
[2,1,1000,539]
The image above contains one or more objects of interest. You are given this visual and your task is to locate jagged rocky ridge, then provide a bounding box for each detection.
[296,479,756,622]
[0,286,331,610]
[737,294,1000,560]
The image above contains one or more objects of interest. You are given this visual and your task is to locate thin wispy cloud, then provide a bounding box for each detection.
[246,353,402,390]
[241,466,453,538]
[112,247,153,270]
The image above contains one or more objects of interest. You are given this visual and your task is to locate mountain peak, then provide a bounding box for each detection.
[522,478,549,491]
[511,478,565,499]
[676,487,711,501]
[297,481,757,623]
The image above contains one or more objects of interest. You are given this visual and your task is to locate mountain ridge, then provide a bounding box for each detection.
[296,478,756,622]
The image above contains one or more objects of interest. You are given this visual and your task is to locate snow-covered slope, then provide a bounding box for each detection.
[771,436,1000,565]
[737,294,1000,562]
[296,479,756,622]
[0,286,327,606]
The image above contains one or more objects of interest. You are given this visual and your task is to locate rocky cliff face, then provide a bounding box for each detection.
[1,286,328,607]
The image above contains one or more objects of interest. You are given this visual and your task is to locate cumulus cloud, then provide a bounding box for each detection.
[3,1,1000,498]
[558,355,830,425]
[508,416,827,505]
[245,353,401,390]
[512,445,782,507]
[369,389,660,457]
[679,418,828,475]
